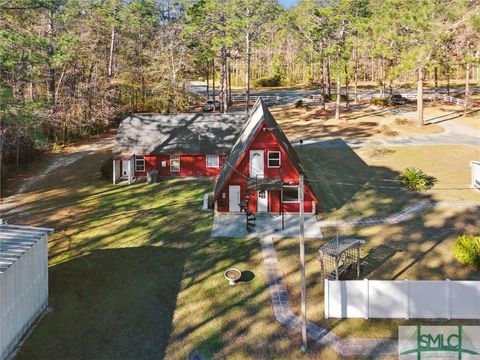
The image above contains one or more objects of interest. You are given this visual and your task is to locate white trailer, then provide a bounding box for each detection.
[0,224,52,360]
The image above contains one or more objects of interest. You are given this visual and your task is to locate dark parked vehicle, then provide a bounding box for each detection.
[202,100,221,112]
[390,94,408,105]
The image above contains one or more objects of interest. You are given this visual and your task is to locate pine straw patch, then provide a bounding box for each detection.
[271,104,443,141]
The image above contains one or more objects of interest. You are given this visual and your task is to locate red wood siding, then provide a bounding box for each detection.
[134,154,224,178]
[216,122,319,214]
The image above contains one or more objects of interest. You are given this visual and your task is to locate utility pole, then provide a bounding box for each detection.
[299,174,307,352]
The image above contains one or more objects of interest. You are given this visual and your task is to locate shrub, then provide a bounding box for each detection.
[453,235,480,268]
[380,124,398,136]
[101,156,113,181]
[366,143,394,158]
[254,75,281,87]
[370,98,394,107]
[295,99,303,108]
[327,93,348,102]
[399,167,435,191]
[394,117,410,126]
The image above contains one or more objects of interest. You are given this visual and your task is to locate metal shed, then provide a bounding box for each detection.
[0,224,52,360]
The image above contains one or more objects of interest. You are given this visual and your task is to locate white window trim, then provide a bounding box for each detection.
[206,154,220,168]
[135,155,145,172]
[170,155,180,172]
[267,151,281,168]
[283,185,299,203]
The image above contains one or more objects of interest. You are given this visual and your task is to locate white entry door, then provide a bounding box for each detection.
[122,160,129,177]
[229,185,241,212]
[249,150,264,178]
[257,190,268,212]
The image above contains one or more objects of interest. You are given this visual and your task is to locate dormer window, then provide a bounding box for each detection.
[268,151,281,168]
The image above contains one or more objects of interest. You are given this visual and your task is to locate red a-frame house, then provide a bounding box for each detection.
[213,99,320,215]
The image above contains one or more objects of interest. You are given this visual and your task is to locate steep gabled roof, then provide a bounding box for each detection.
[213,99,307,199]
[113,113,246,157]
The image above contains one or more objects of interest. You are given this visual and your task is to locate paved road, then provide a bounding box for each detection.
[189,81,480,107]
[296,130,479,149]
[292,105,479,148]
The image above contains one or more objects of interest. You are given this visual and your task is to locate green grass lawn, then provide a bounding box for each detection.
[277,143,480,340]
[297,144,479,219]
[7,149,338,360]
[6,139,479,358]
[276,204,480,340]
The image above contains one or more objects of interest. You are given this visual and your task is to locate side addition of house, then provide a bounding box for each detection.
[112,113,245,184]
[213,99,319,215]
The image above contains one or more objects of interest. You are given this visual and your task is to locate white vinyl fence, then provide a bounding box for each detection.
[0,225,51,360]
[325,279,480,319]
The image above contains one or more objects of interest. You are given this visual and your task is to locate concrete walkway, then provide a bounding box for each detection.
[211,213,323,238]
[260,236,397,356]
[318,200,480,228]
[259,201,480,356]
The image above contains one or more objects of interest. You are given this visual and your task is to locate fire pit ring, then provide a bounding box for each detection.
[224,268,242,285]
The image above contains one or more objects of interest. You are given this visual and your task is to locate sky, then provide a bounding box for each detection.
[279,0,297,8]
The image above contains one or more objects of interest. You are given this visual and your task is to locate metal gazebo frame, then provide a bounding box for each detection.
[318,236,365,281]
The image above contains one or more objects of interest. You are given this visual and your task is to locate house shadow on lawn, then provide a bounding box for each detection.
[296,139,432,218]
[16,246,187,360]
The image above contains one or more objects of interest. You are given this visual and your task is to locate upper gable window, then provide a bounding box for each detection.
[268,151,281,168]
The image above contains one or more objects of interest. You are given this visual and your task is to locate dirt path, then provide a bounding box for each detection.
[1,136,114,216]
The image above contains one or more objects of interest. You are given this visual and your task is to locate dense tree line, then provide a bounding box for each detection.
[1,0,190,176]
[1,0,479,181]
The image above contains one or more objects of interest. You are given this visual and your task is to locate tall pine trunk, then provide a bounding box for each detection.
[245,30,251,113]
[380,57,385,99]
[335,67,341,121]
[354,47,358,102]
[212,58,216,103]
[447,72,450,95]
[206,60,210,100]
[345,64,349,108]
[417,66,424,127]
[47,9,56,107]
[221,45,228,113]
[464,62,470,115]
[108,26,116,78]
[434,66,439,100]
[228,63,232,106]
[326,56,331,98]
[320,59,326,110]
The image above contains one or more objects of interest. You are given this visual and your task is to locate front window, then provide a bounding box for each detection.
[206,155,220,168]
[170,155,180,172]
[268,151,281,168]
[283,186,299,203]
[135,156,145,172]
